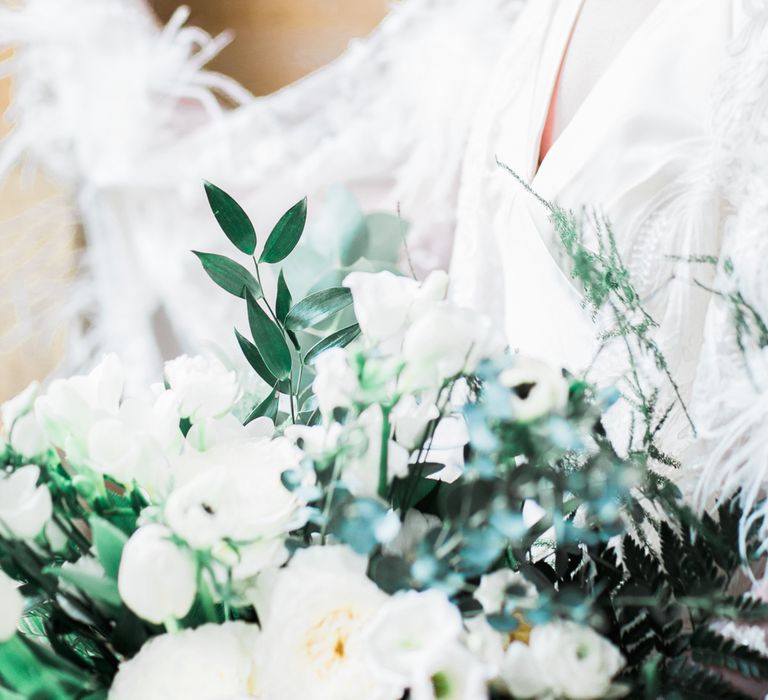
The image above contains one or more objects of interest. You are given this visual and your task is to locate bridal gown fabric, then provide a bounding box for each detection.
[4,0,768,528]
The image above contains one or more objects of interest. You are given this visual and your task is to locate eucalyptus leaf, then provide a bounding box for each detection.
[192,251,261,299]
[245,387,279,424]
[259,197,308,264]
[89,516,128,580]
[204,181,257,255]
[246,291,292,380]
[304,324,361,364]
[285,287,353,331]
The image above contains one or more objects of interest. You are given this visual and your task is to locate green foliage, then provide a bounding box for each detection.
[284,287,353,331]
[203,181,257,255]
[192,252,261,300]
[259,197,308,263]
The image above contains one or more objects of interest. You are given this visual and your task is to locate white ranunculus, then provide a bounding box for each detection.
[365,589,463,691]
[401,304,500,391]
[392,394,440,451]
[164,438,308,565]
[117,525,197,624]
[500,358,569,422]
[0,465,53,540]
[0,569,22,642]
[312,348,359,419]
[343,270,449,347]
[108,622,260,700]
[35,353,124,464]
[474,569,537,615]
[341,406,410,498]
[501,621,626,699]
[254,545,400,700]
[164,354,241,423]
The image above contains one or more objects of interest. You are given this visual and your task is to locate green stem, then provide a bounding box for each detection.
[377,406,392,499]
[252,257,280,325]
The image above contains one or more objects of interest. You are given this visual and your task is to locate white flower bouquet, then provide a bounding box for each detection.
[0,186,766,700]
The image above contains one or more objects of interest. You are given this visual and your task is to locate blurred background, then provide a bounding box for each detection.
[0,0,388,400]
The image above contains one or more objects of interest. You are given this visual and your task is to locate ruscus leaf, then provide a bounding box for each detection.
[259,197,308,263]
[246,291,292,380]
[204,181,257,255]
[193,251,261,299]
[285,287,353,331]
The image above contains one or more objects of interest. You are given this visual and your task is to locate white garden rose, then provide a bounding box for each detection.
[164,354,241,422]
[474,569,537,615]
[86,391,183,493]
[341,405,409,498]
[284,422,343,461]
[108,622,260,700]
[0,569,22,642]
[35,354,124,464]
[0,465,52,540]
[185,413,274,453]
[500,358,569,422]
[501,621,626,699]
[253,545,400,700]
[117,525,197,624]
[312,348,359,419]
[365,589,463,691]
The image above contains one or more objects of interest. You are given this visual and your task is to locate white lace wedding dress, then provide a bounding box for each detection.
[3,0,768,531]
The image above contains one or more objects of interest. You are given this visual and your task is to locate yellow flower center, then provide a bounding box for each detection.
[304,607,359,677]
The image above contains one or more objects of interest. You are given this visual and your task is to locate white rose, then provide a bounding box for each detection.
[500,358,569,422]
[164,354,240,422]
[341,406,410,498]
[401,304,500,390]
[0,465,53,540]
[185,414,274,453]
[501,621,625,699]
[365,589,463,691]
[35,354,124,464]
[284,422,343,461]
[1,382,49,457]
[343,270,449,347]
[86,391,183,494]
[392,394,440,451]
[474,569,537,615]
[165,438,308,560]
[117,525,197,624]
[312,348,359,419]
[108,622,260,700]
[253,545,400,700]
[0,570,22,642]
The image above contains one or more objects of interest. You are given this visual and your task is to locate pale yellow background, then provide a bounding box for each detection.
[0,1,388,400]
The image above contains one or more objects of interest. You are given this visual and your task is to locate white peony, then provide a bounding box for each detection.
[412,643,489,700]
[108,622,260,700]
[341,406,410,498]
[312,348,359,419]
[500,621,625,699]
[0,569,22,642]
[164,438,309,578]
[500,358,569,422]
[253,545,400,700]
[474,569,537,615]
[164,354,241,423]
[365,589,463,692]
[117,525,197,625]
[0,465,52,540]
